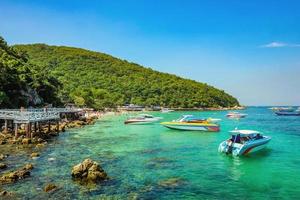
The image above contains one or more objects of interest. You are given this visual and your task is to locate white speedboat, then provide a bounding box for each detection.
[161,115,220,132]
[226,112,247,119]
[124,114,163,125]
[161,108,174,113]
[218,130,271,156]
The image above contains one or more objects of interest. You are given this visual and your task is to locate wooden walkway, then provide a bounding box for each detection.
[0,108,82,138]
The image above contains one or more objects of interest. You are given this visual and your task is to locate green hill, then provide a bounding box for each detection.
[13,43,239,109]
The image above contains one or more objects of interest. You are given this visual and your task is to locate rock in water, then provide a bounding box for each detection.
[31,152,40,158]
[36,143,45,148]
[0,154,8,161]
[158,177,185,188]
[0,190,13,197]
[22,138,31,145]
[24,163,34,170]
[44,183,57,192]
[71,158,108,184]
[0,164,33,184]
[0,163,7,169]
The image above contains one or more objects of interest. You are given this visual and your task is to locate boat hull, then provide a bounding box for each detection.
[227,115,247,119]
[275,112,300,116]
[125,118,161,125]
[161,122,220,132]
[125,120,157,125]
[219,137,271,156]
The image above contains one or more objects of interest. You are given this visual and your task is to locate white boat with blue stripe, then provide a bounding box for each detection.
[219,130,271,156]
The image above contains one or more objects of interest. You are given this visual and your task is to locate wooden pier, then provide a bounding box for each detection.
[0,108,82,138]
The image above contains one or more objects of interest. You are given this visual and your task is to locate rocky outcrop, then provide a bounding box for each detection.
[67,120,86,128]
[66,117,97,129]
[0,190,13,197]
[0,154,8,161]
[71,159,108,184]
[24,163,33,170]
[0,164,33,184]
[44,183,57,192]
[22,138,31,145]
[0,163,7,169]
[30,152,40,158]
[35,143,45,148]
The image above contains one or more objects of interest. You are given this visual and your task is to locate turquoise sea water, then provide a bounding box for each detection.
[1,107,300,199]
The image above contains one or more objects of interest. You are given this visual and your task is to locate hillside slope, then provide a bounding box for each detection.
[0,37,60,108]
[15,44,239,109]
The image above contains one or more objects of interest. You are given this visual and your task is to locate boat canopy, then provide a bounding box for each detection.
[229,130,260,136]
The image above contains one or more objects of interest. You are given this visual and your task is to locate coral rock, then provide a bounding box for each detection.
[0,163,7,169]
[31,152,40,158]
[22,138,31,145]
[71,158,108,184]
[44,183,57,192]
[0,164,33,184]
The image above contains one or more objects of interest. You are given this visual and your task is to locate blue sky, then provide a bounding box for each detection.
[1,0,300,105]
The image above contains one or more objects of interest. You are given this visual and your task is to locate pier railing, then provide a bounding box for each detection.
[0,107,82,113]
[0,107,82,123]
[15,111,60,123]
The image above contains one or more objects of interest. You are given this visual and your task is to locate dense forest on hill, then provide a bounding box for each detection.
[15,43,239,109]
[0,35,239,109]
[0,36,60,108]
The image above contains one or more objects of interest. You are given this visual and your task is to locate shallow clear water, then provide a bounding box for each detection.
[2,107,300,199]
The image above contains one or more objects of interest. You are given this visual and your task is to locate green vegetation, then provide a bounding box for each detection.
[0,36,60,108]
[1,35,239,109]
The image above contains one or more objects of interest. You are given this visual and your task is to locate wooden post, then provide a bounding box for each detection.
[4,119,8,133]
[48,121,51,132]
[14,123,18,138]
[29,123,32,138]
[56,120,59,133]
[10,120,13,131]
[25,123,29,138]
[37,122,41,133]
[30,123,33,139]
[34,122,37,133]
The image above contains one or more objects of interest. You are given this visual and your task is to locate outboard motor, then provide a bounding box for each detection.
[226,144,233,154]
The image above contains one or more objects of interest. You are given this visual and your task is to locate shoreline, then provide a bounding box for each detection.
[0,107,244,197]
[118,106,246,112]
[0,110,114,197]
[167,106,246,111]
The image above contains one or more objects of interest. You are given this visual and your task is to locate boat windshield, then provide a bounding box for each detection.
[229,133,264,144]
[138,114,153,118]
[177,115,206,122]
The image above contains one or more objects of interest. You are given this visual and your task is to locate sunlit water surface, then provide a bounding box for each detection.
[1,107,300,199]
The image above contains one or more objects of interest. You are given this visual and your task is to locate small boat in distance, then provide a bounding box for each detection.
[161,108,175,113]
[275,111,300,116]
[226,112,248,119]
[124,114,163,125]
[161,115,220,132]
[207,118,222,123]
[269,107,295,112]
[218,130,271,156]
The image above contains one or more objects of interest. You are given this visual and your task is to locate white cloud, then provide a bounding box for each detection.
[260,42,300,48]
